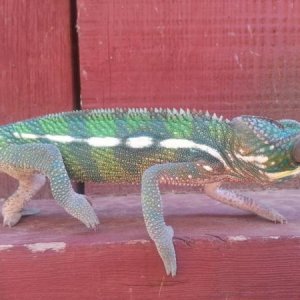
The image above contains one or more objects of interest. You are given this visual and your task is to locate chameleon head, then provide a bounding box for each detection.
[231,116,300,181]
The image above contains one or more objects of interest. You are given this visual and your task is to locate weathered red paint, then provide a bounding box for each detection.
[77,0,300,120]
[0,0,75,197]
[1,190,300,299]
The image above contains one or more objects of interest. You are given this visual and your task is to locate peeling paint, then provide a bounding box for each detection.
[228,235,248,242]
[126,239,149,245]
[268,236,280,240]
[25,242,66,253]
[0,244,13,251]
[234,54,243,70]
[247,24,254,38]
[82,69,88,80]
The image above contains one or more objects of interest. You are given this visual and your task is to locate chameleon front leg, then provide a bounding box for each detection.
[1,169,46,227]
[204,182,286,223]
[0,144,99,229]
[141,160,224,276]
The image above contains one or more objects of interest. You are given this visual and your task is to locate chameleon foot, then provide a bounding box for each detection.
[2,208,40,227]
[3,212,22,227]
[265,209,287,224]
[204,183,288,225]
[64,193,100,229]
[154,225,177,277]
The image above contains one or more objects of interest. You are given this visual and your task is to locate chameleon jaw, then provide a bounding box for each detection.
[266,166,300,181]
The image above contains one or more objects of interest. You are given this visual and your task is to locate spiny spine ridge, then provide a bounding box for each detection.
[11,108,229,125]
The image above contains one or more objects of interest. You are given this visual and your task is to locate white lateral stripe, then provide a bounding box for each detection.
[13,133,228,170]
[195,144,227,166]
[160,138,228,167]
[14,132,121,147]
[14,132,76,144]
[126,136,153,148]
[87,137,120,147]
[44,135,75,143]
[14,132,40,139]
[20,133,40,139]
[235,153,268,168]
[235,153,268,164]
[160,139,196,148]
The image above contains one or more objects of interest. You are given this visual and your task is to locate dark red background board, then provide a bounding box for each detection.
[0,0,75,197]
[77,0,300,119]
[1,190,300,299]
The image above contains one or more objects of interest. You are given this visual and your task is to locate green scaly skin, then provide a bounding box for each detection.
[1,108,300,276]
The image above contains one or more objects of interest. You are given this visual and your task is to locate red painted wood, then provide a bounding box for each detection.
[1,190,300,299]
[0,0,75,197]
[77,0,300,120]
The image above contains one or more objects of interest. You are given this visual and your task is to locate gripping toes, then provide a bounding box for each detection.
[64,193,100,229]
[2,207,40,227]
[3,212,22,227]
[267,209,287,224]
[154,225,177,276]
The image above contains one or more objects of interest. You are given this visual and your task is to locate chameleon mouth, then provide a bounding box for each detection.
[266,167,300,181]
[292,135,300,163]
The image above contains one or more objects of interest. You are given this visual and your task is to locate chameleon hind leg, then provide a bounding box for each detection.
[0,144,99,229]
[141,160,224,276]
[1,168,46,227]
[204,182,286,223]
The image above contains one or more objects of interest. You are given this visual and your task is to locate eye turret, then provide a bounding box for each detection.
[292,136,300,163]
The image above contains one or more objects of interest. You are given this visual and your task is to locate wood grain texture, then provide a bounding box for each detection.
[0,0,75,197]
[1,189,300,299]
[77,0,300,119]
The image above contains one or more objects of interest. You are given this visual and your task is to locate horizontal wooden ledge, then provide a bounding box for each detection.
[1,189,300,299]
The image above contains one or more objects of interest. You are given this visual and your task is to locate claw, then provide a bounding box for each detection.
[154,225,177,276]
[64,193,100,229]
[3,207,40,227]
[3,212,22,227]
[268,209,287,224]
[88,222,100,232]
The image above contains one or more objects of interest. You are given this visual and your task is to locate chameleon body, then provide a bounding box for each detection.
[1,108,300,276]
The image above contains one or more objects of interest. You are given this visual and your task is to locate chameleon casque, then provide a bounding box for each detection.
[1,108,300,276]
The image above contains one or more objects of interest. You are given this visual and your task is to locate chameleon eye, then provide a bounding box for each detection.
[292,137,300,163]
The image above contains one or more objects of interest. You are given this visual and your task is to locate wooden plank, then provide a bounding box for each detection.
[1,189,300,299]
[0,0,75,197]
[77,0,300,119]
